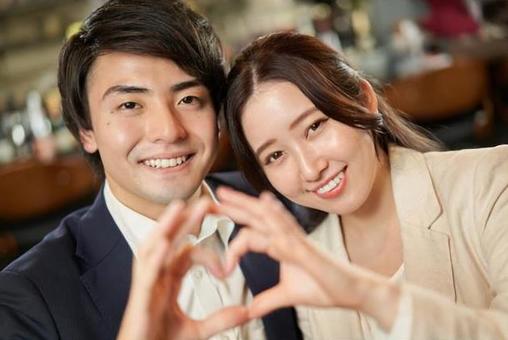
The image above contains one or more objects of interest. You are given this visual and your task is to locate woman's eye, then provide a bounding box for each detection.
[307,118,328,135]
[119,101,140,110]
[266,151,283,164]
[310,121,321,131]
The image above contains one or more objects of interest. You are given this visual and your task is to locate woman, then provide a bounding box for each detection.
[218,31,508,339]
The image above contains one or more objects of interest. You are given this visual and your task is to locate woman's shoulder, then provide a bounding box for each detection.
[391,144,508,209]
[422,145,508,181]
[423,145,508,223]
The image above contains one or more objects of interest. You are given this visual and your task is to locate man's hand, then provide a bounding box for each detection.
[117,198,249,340]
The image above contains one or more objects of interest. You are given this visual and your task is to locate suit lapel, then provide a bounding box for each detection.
[390,146,456,301]
[228,214,303,340]
[73,191,133,340]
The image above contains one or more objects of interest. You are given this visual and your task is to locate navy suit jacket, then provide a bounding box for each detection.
[0,172,318,340]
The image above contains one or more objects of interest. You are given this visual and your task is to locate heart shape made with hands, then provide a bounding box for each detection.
[122,188,341,340]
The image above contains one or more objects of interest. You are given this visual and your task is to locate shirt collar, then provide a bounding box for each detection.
[103,180,235,255]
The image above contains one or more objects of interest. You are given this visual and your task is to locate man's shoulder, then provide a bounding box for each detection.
[0,206,95,338]
[1,205,90,284]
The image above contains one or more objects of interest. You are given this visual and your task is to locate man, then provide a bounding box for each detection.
[0,1,304,339]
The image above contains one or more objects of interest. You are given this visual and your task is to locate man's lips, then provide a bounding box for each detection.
[139,153,195,169]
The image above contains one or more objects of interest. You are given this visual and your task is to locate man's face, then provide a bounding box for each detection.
[81,52,218,218]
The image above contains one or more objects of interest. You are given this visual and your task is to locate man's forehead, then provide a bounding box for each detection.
[86,52,204,95]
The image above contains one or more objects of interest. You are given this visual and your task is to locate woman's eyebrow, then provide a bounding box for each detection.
[289,107,318,130]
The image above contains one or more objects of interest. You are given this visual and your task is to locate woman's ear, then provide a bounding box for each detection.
[79,129,98,154]
[359,79,379,114]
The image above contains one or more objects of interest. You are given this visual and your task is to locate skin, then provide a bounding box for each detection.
[225,79,404,330]
[241,80,381,217]
[77,52,247,339]
[80,52,218,220]
[118,198,249,340]
[216,188,400,331]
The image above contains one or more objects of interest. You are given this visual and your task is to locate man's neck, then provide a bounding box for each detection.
[105,179,206,227]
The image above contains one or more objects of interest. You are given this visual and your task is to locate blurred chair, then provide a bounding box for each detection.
[0,155,99,267]
[385,57,494,145]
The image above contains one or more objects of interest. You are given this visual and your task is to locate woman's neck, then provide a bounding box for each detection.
[340,154,403,276]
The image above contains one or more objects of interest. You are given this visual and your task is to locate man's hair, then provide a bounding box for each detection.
[58,0,226,177]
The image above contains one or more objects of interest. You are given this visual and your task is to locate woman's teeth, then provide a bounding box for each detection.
[143,155,188,169]
[317,171,345,194]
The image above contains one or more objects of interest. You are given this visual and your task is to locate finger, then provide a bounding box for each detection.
[248,285,292,319]
[217,187,272,221]
[259,191,302,234]
[190,246,227,279]
[219,188,300,236]
[195,306,249,339]
[130,238,171,299]
[226,228,269,273]
[215,203,271,234]
[139,200,186,259]
[170,197,214,249]
[169,245,226,281]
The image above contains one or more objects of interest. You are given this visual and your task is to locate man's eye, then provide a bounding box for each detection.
[178,96,199,105]
[119,102,139,110]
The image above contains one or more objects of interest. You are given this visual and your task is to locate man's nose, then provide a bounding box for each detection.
[145,105,188,143]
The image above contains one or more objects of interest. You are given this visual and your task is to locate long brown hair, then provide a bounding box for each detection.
[224,31,440,193]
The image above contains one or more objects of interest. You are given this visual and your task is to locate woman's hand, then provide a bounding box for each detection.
[216,188,400,330]
[117,198,249,340]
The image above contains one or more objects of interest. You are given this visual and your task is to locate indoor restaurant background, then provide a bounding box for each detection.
[1,0,508,268]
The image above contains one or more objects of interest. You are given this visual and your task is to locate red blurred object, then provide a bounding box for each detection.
[421,0,479,38]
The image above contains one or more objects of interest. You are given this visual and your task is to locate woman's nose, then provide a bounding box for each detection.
[297,148,327,182]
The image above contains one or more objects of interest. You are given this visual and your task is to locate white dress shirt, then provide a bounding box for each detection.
[103,181,266,340]
[296,213,413,340]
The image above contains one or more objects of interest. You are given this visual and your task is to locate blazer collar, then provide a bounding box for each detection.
[389,146,442,229]
[389,146,455,301]
[72,189,132,339]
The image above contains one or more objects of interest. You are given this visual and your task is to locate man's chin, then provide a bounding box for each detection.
[142,186,201,206]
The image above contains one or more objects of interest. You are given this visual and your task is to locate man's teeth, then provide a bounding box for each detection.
[143,156,188,169]
[317,171,345,194]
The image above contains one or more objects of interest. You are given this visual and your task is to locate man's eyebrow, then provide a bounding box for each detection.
[170,79,202,92]
[102,85,149,100]
[101,79,202,100]
[289,107,318,130]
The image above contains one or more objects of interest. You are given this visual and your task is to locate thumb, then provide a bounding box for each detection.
[248,285,291,319]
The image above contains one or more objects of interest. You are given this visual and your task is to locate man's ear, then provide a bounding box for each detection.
[79,129,98,154]
[359,79,379,114]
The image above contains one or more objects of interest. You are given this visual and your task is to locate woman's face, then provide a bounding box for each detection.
[241,80,384,215]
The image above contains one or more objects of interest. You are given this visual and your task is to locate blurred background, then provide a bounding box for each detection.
[1,0,508,268]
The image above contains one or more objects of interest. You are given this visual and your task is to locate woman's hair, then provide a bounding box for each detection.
[224,31,441,193]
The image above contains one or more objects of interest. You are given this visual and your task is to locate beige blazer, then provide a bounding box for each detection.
[389,144,508,339]
[302,145,508,339]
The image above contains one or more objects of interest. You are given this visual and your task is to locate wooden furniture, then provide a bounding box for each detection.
[385,58,494,138]
[0,155,99,222]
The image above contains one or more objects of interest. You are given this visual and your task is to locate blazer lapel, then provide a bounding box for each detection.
[73,191,133,340]
[390,146,456,301]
